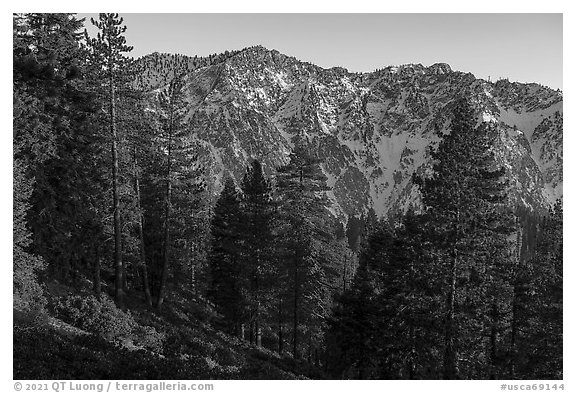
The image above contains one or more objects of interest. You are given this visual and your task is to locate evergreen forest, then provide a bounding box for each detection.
[13,13,562,380]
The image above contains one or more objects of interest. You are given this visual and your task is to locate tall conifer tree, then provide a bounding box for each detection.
[240,160,275,346]
[14,13,106,294]
[513,201,562,379]
[85,13,134,308]
[208,178,246,336]
[155,75,190,308]
[414,97,514,379]
[275,141,333,359]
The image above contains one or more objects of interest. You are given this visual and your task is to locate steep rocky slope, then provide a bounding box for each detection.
[138,46,563,218]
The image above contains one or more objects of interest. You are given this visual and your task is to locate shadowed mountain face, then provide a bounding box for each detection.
[137,46,562,219]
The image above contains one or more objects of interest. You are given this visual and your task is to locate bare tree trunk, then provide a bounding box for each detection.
[509,223,522,379]
[133,152,152,307]
[156,101,174,309]
[342,253,348,292]
[307,334,312,364]
[292,172,306,359]
[156,174,171,308]
[256,320,262,347]
[408,258,416,379]
[409,324,416,379]
[443,209,460,379]
[254,263,262,347]
[293,253,299,359]
[490,302,498,379]
[278,297,284,354]
[123,266,129,293]
[110,71,125,309]
[510,285,518,379]
[93,245,101,298]
[443,249,458,379]
[190,263,196,295]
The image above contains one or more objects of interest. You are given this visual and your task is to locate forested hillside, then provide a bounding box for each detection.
[13,13,562,380]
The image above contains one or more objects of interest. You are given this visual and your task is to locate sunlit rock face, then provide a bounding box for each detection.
[137,46,563,219]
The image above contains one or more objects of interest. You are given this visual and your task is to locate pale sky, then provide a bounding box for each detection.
[79,14,562,90]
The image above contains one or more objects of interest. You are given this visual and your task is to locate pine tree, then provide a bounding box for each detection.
[13,13,86,169]
[513,201,562,379]
[345,215,364,253]
[13,151,46,312]
[535,201,562,379]
[14,13,107,293]
[208,178,246,336]
[326,263,380,378]
[275,141,333,359]
[326,221,393,378]
[166,159,205,295]
[155,75,191,308]
[414,97,515,379]
[85,13,134,308]
[239,159,275,346]
[376,210,443,379]
[328,227,356,293]
[122,95,156,306]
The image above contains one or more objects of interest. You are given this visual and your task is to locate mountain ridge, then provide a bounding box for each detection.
[136,45,563,219]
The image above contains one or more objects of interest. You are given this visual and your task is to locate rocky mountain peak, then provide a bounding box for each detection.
[428,62,452,75]
[140,47,562,219]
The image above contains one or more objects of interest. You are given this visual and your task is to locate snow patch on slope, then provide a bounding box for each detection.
[497,101,562,141]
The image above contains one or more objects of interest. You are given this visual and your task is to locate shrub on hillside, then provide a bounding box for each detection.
[14,322,211,380]
[53,294,136,341]
[132,324,165,353]
[13,156,47,315]
[53,294,165,352]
